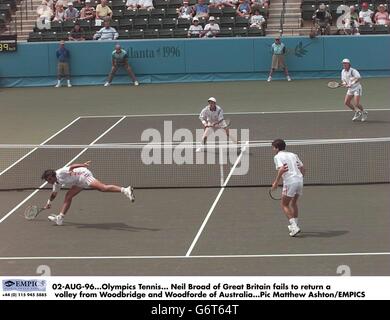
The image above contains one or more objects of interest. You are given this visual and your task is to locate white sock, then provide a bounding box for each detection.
[121,187,125,193]
[289,218,297,226]
[59,213,65,218]
[67,80,71,84]
[57,80,61,85]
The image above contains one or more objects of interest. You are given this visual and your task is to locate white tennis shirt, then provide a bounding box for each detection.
[199,105,224,125]
[341,67,362,91]
[274,151,303,184]
[53,167,91,192]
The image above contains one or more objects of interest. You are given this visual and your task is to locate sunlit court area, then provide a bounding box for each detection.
[0,0,389,277]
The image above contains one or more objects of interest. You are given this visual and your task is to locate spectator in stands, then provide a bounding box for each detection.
[374,4,389,25]
[188,16,203,37]
[138,0,154,10]
[96,0,113,20]
[64,2,79,20]
[93,19,119,40]
[36,0,53,24]
[104,44,139,87]
[359,2,373,25]
[236,0,251,18]
[250,9,265,29]
[267,37,291,82]
[126,0,138,10]
[55,40,72,88]
[208,0,235,9]
[340,6,359,35]
[201,15,220,37]
[79,0,96,20]
[53,4,66,22]
[193,0,209,19]
[178,1,193,19]
[312,3,332,35]
[68,22,85,40]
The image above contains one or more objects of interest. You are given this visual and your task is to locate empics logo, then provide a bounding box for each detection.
[2,279,47,292]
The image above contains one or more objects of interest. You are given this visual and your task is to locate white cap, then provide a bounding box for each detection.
[209,16,215,21]
[67,2,73,5]
[342,58,350,64]
[193,17,199,21]
[85,0,91,2]
[208,97,216,103]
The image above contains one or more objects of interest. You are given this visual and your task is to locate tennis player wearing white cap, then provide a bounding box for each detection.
[341,58,368,122]
[41,161,135,225]
[197,97,235,152]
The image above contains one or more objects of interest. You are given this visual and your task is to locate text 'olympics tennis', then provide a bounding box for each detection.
[140,121,250,175]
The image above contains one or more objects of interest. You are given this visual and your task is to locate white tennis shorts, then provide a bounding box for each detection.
[347,85,362,96]
[282,181,303,198]
[208,120,228,129]
[76,169,96,188]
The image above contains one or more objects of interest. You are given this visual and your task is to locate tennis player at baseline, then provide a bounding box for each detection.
[341,58,368,122]
[41,161,135,225]
[271,139,305,237]
[197,97,235,152]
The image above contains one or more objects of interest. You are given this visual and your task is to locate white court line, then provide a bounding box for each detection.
[0,116,127,224]
[0,117,81,177]
[185,142,249,257]
[77,108,390,118]
[0,252,389,260]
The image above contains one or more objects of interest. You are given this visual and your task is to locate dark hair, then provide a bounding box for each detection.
[41,169,56,181]
[272,139,286,151]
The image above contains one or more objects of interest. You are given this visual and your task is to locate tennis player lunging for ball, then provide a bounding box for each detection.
[41,161,135,226]
[271,139,305,237]
[197,97,236,152]
[341,58,368,122]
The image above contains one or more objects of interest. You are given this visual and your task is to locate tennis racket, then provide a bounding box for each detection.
[24,205,45,220]
[327,81,343,89]
[207,118,231,128]
[269,188,282,200]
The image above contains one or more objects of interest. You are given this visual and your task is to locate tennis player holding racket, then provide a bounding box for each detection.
[41,161,135,225]
[271,139,305,237]
[341,58,368,122]
[197,97,236,152]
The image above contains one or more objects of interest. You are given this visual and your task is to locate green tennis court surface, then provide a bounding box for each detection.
[0,107,389,275]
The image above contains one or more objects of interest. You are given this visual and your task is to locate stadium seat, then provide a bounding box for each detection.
[217,28,233,37]
[374,24,389,34]
[359,24,374,34]
[159,28,174,38]
[165,8,178,18]
[177,17,191,28]
[28,32,42,42]
[129,29,145,38]
[154,0,169,9]
[137,9,151,18]
[209,7,223,17]
[247,27,265,37]
[173,28,188,37]
[144,29,160,38]
[219,16,235,29]
[119,18,134,29]
[151,8,166,18]
[133,18,148,29]
[112,9,123,18]
[162,17,178,29]
[148,18,163,29]
[233,27,248,37]
[221,7,237,17]
[123,9,138,18]
[235,16,250,27]
[168,0,182,8]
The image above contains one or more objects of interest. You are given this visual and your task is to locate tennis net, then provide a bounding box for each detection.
[0,137,389,191]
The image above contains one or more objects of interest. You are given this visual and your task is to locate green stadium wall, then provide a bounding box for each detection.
[0,35,389,87]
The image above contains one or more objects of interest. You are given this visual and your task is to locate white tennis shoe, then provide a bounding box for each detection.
[48,214,63,226]
[289,225,301,237]
[104,82,111,87]
[134,81,139,86]
[287,76,292,81]
[267,76,272,82]
[361,111,368,122]
[352,111,362,121]
[124,186,135,202]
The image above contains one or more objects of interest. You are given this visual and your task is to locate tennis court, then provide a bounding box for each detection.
[0,80,389,276]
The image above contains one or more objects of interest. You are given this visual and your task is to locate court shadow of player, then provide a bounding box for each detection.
[63,222,160,232]
[295,230,348,238]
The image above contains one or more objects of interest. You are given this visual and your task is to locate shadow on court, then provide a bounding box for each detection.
[62,222,161,232]
[296,230,349,238]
